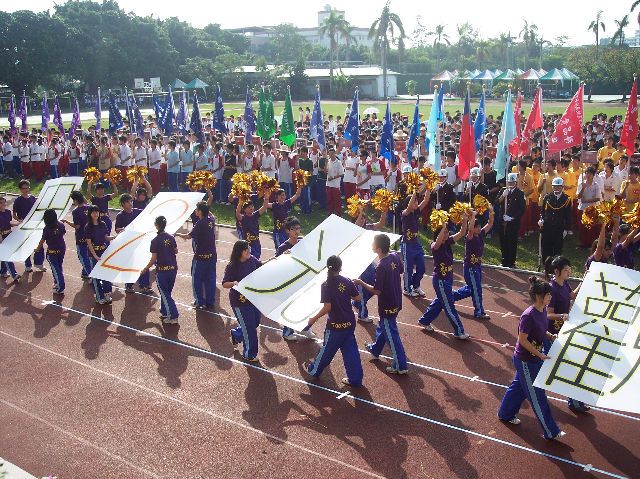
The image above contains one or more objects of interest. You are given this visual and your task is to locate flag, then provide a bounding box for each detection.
[107,92,123,135]
[266,91,275,139]
[473,89,486,151]
[41,95,49,132]
[189,91,204,145]
[68,97,80,140]
[407,98,420,154]
[159,87,175,135]
[310,86,326,151]
[495,90,516,180]
[125,89,135,134]
[95,88,102,132]
[619,78,638,157]
[176,91,188,134]
[256,87,267,140]
[8,96,16,135]
[458,88,475,181]
[437,85,445,121]
[53,95,64,136]
[508,91,523,157]
[244,87,256,144]
[152,94,165,121]
[280,87,296,147]
[212,84,227,134]
[520,86,543,156]
[344,88,360,152]
[380,99,395,161]
[131,94,144,137]
[547,84,584,153]
[426,86,441,169]
[18,95,27,133]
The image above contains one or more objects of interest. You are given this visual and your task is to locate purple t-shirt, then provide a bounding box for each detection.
[241,211,261,244]
[275,239,295,257]
[432,237,454,280]
[0,209,12,238]
[613,243,634,269]
[132,198,148,211]
[91,194,112,217]
[84,221,110,255]
[41,221,66,254]
[401,210,420,244]
[514,305,547,362]
[272,199,292,232]
[150,232,177,270]
[464,231,485,266]
[13,195,36,220]
[374,252,404,317]
[115,209,140,231]
[72,204,89,245]
[584,253,608,271]
[191,215,217,259]
[320,275,358,331]
[232,194,259,229]
[548,280,571,334]
[223,255,262,307]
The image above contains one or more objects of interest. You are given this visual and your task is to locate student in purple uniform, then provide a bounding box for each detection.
[612,223,640,269]
[419,210,471,339]
[544,255,589,413]
[268,185,301,249]
[141,216,179,324]
[13,180,45,272]
[63,191,91,279]
[453,206,494,320]
[35,209,66,295]
[130,177,153,210]
[89,180,118,234]
[85,205,115,304]
[175,202,217,310]
[498,276,565,441]
[228,191,261,240]
[400,189,430,297]
[115,193,151,293]
[223,240,263,362]
[236,198,268,259]
[355,234,408,375]
[0,197,21,282]
[584,221,616,271]
[304,255,364,387]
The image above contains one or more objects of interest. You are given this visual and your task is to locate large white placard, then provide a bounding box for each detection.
[0,177,84,262]
[89,192,204,283]
[234,215,401,332]
[533,262,640,414]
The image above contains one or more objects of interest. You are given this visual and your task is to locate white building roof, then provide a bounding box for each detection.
[292,66,399,78]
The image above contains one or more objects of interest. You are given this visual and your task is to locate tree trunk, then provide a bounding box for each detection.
[329,39,334,97]
[382,41,388,99]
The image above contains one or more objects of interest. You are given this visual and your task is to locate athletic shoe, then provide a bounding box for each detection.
[413,287,426,297]
[302,361,315,377]
[125,285,134,293]
[365,343,379,359]
[25,267,33,273]
[502,417,521,425]
[358,316,373,323]
[141,287,153,293]
[454,333,470,340]
[230,332,240,348]
[97,298,109,305]
[243,355,259,363]
[13,275,21,283]
[283,333,299,341]
[194,305,206,310]
[299,329,317,340]
[341,378,361,387]
[386,366,408,375]
[35,265,47,272]
[421,323,434,332]
[81,274,89,280]
[550,431,566,441]
[568,403,591,413]
[409,289,421,297]
[165,318,179,324]
[1,273,9,278]
[402,289,413,297]
[475,314,491,320]
[160,314,168,320]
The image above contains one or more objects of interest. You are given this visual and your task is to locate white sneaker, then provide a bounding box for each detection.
[299,329,317,340]
[507,417,521,425]
[25,267,32,273]
[409,289,421,297]
[386,366,408,375]
[283,333,299,341]
[550,431,566,440]
[35,265,47,272]
[358,317,373,323]
[1,273,9,278]
[403,289,413,297]
[422,324,434,332]
[454,333,470,340]
[413,287,426,297]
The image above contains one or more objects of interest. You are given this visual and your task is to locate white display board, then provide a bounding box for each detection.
[149,77,161,89]
[534,262,640,414]
[134,78,144,89]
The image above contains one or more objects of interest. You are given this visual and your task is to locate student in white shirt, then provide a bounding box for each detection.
[2,135,14,178]
[133,138,148,167]
[355,151,371,199]
[30,137,46,182]
[47,137,62,179]
[67,138,82,177]
[259,144,277,178]
[18,138,31,179]
[325,146,344,216]
[599,160,622,201]
[148,138,163,193]
[615,155,629,183]
[342,149,358,200]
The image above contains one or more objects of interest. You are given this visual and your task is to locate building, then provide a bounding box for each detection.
[599,29,640,47]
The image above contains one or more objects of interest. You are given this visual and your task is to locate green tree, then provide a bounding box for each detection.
[259,24,311,64]
[318,9,351,96]
[612,15,630,47]
[369,1,406,98]
[405,80,417,96]
[587,10,606,58]
[631,1,640,26]
[428,24,451,70]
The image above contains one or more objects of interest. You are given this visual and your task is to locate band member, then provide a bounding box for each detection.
[13,180,45,272]
[236,199,268,259]
[89,180,118,234]
[539,177,571,262]
[268,185,301,249]
[498,173,526,268]
[62,191,91,278]
[0,196,21,282]
[35,209,66,295]
[84,205,115,304]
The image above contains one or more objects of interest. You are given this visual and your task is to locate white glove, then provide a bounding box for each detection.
[537,219,544,228]
[563,230,568,238]
[435,203,442,210]
[503,215,513,222]
[502,189,509,198]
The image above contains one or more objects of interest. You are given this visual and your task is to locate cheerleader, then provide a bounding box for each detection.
[268,186,301,249]
[115,194,151,293]
[141,216,179,324]
[584,220,616,271]
[0,196,21,282]
[419,210,471,339]
[35,209,66,294]
[62,191,90,279]
[612,223,640,269]
[303,255,363,387]
[84,205,115,304]
[401,190,430,297]
[498,276,565,440]
[88,180,117,234]
[223,240,263,362]
[131,177,153,210]
[236,199,268,259]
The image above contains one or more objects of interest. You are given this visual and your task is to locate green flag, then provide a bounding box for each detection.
[256,89,268,140]
[266,90,275,139]
[279,87,295,147]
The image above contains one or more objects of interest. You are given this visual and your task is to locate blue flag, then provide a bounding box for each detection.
[53,95,64,136]
[18,95,27,133]
[159,87,174,135]
[437,86,445,121]
[212,84,227,134]
[125,90,135,134]
[189,91,204,145]
[495,90,516,181]
[152,94,164,120]
[41,96,49,132]
[108,92,123,135]
[69,97,80,140]
[131,94,144,137]
[95,88,102,132]
[310,87,326,151]
[407,98,420,155]
[473,89,486,151]
[380,100,394,161]
[344,89,359,152]
[426,88,441,169]
[8,96,16,135]
[243,87,256,144]
[176,91,188,134]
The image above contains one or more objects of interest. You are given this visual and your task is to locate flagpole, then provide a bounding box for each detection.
[416,94,421,160]
[481,84,486,161]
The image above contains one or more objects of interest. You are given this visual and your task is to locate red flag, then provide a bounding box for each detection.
[619,78,638,157]
[520,87,543,156]
[548,84,584,153]
[458,89,475,180]
[509,91,523,156]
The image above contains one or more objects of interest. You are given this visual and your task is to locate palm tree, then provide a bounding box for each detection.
[499,32,515,68]
[536,37,552,69]
[612,15,630,46]
[428,24,451,70]
[369,1,406,98]
[342,25,358,62]
[319,9,351,96]
[587,10,606,58]
[631,1,640,26]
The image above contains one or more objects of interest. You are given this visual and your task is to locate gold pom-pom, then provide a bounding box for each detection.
[200,171,218,190]
[103,167,122,185]
[403,172,423,194]
[596,199,623,225]
[231,173,252,203]
[371,189,397,212]
[622,203,640,228]
[473,194,491,215]
[430,210,449,230]
[293,169,310,188]
[347,194,367,218]
[581,205,600,228]
[185,171,203,191]
[84,167,102,184]
[126,166,148,183]
[419,167,439,190]
[449,201,473,225]
[248,171,264,190]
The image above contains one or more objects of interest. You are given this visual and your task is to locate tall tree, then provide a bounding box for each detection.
[318,9,351,95]
[429,24,451,70]
[612,15,630,47]
[519,20,539,67]
[368,1,406,98]
[632,1,640,26]
[588,10,606,59]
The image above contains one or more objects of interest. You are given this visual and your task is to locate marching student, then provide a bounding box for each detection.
[453,206,494,320]
[236,198,268,259]
[584,220,617,271]
[354,234,408,375]
[267,185,301,249]
[419,210,471,339]
[13,180,46,272]
[612,223,640,269]
[498,276,566,441]
[115,193,151,292]
[88,179,118,234]
[141,216,179,324]
[0,196,21,282]
[130,176,153,210]
[223,240,263,362]
[84,205,115,305]
[400,189,430,297]
[175,202,217,310]
[303,255,364,387]
[35,209,66,295]
[62,191,91,279]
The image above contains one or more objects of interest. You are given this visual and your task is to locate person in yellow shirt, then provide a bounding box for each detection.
[515,159,535,237]
[557,158,577,235]
[537,158,558,205]
[527,158,542,235]
[568,155,583,230]
[611,143,627,166]
[621,166,640,213]
[597,137,616,171]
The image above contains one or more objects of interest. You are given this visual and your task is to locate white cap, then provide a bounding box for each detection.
[470,167,480,177]
[507,173,518,183]
[402,165,413,174]
[552,177,564,186]
[438,168,448,177]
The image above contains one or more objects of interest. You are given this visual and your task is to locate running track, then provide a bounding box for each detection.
[0,198,638,479]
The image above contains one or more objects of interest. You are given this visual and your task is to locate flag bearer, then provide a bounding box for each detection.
[62,191,91,279]
[35,209,66,295]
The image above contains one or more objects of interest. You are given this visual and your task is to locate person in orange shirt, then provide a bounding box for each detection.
[557,158,577,236]
[526,158,542,235]
[611,143,627,166]
[621,166,640,213]
[515,159,535,237]
[568,155,583,231]
[537,158,558,205]
[597,137,616,171]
